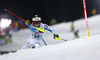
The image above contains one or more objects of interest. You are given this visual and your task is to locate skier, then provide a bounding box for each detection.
[22,15,59,49]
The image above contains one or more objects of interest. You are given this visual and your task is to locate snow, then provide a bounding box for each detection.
[0,34,100,60]
[0,14,100,60]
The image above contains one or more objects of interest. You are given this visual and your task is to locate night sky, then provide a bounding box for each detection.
[0,0,99,24]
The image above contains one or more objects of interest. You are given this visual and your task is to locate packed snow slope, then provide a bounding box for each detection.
[0,14,100,51]
[0,34,100,60]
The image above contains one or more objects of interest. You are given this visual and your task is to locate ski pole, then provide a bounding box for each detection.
[5,9,47,46]
[5,9,28,23]
[59,38,68,41]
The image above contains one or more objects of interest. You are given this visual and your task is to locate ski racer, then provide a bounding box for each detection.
[22,15,59,49]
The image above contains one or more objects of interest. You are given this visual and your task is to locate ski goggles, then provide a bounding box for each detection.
[33,21,41,24]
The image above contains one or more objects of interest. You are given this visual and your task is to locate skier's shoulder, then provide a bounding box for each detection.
[30,24,36,28]
[30,24,33,27]
[40,23,47,25]
[40,23,49,27]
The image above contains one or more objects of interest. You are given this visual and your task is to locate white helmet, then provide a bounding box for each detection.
[32,15,41,21]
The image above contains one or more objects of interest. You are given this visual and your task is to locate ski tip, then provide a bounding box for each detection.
[5,9,7,11]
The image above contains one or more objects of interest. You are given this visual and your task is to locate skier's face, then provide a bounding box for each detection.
[34,23,40,27]
[33,21,40,27]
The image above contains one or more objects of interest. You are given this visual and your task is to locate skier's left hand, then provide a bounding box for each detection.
[54,33,59,40]
[36,27,45,33]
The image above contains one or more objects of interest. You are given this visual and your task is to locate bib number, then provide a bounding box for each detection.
[34,35,39,38]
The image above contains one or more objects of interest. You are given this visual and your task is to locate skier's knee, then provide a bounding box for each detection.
[35,44,40,48]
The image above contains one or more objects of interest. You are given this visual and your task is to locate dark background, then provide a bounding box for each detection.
[0,0,100,25]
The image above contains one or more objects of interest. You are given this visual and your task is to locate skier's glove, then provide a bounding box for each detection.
[36,27,45,33]
[54,33,59,40]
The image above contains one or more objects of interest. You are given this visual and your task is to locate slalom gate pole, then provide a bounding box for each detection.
[83,0,90,38]
[5,9,47,46]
